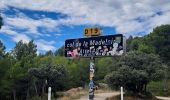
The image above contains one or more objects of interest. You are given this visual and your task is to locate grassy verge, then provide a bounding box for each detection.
[147,80,170,96]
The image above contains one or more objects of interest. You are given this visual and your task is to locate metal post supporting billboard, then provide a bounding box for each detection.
[89,57,95,100]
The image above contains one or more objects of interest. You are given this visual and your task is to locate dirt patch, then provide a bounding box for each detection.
[58,87,87,100]
[77,91,120,100]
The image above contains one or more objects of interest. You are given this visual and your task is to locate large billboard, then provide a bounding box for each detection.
[65,34,126,58]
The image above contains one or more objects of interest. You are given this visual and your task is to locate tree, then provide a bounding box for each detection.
[54,46,64,56]
[126,35,133,52]
[105,51,165,94]
[0,40,6,59]
[12,40,37,60]
[0,15,3,29]
[28,62,69,97]
[148,25,170,65]
[7,40,37,100]
[45,50,53,56]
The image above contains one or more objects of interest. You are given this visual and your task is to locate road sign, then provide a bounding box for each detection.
[84,28,101,37]
[65,34,125,58]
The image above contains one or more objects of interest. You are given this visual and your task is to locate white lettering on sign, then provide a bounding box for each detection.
[65,34,125,57]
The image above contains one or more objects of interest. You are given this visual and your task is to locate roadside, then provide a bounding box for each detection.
[156,96,170,100]
[57,87,170,100]
[77,92,120,100]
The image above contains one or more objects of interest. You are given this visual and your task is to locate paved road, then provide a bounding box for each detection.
[156,96,170,100]
[77,92,120,100]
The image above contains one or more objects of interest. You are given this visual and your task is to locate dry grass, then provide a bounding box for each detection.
[57,87,88,100]
[57,87,114,100]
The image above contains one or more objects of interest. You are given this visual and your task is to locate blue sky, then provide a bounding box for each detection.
[0,0,170,53]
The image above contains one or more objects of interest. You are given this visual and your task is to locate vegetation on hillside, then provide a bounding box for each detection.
[0,25,170,99]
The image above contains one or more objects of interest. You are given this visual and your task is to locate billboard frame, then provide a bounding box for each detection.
[65,34,126,58]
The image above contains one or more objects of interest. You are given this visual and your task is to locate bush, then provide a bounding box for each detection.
[105,51,165,94]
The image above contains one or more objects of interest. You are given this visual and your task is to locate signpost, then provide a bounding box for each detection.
[89,59,95,99]
[65,28,126,100]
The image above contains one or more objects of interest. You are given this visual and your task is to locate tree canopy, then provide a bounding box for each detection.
[0,15,3,29]
[0,24,170,99]
[105,51,165,93]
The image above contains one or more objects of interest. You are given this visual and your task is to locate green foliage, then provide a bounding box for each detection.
[129,37,141,51]
[45,50,54,56]
[127,25,170,65]
[12,40,37,60]
[54,46,64,56]
[148,25,170,65]
[105,51,165,93]
[95,57,115,82]
[0,40,6,59]
[0,40,38,100]
[148,80,170,96]
[138,44,155,54]
[0,15,3,29]
[0,24,170,99]
[126,35,133,52]
[28,62,69,97]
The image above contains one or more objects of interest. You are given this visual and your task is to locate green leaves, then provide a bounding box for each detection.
[12,40,37,60]
[149,25,170,64]
[28,62,69,94]
[127,25,170,65]
[105,51,165,93]
[0,15,3,29]
[0,40,6,59]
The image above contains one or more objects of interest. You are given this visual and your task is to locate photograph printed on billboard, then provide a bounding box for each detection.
[65,34,125,58]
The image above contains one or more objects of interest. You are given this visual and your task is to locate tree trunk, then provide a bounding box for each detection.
[26,89,30,100]
[144,83,147,92]
[34,82,38,96]
[12,90,16,100]
[42,80,46,95]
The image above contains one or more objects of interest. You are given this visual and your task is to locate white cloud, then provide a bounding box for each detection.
[0,26,31,43]
[55,33,62,36]
[0,26,17,35]
[2,0,169,36]
[1,0,170,37]
[0,26,56,52]
[35,39,56,51]
[4,17,59,36]
[13,34,30,43]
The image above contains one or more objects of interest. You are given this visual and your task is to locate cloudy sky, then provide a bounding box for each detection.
[0,0,170,53]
